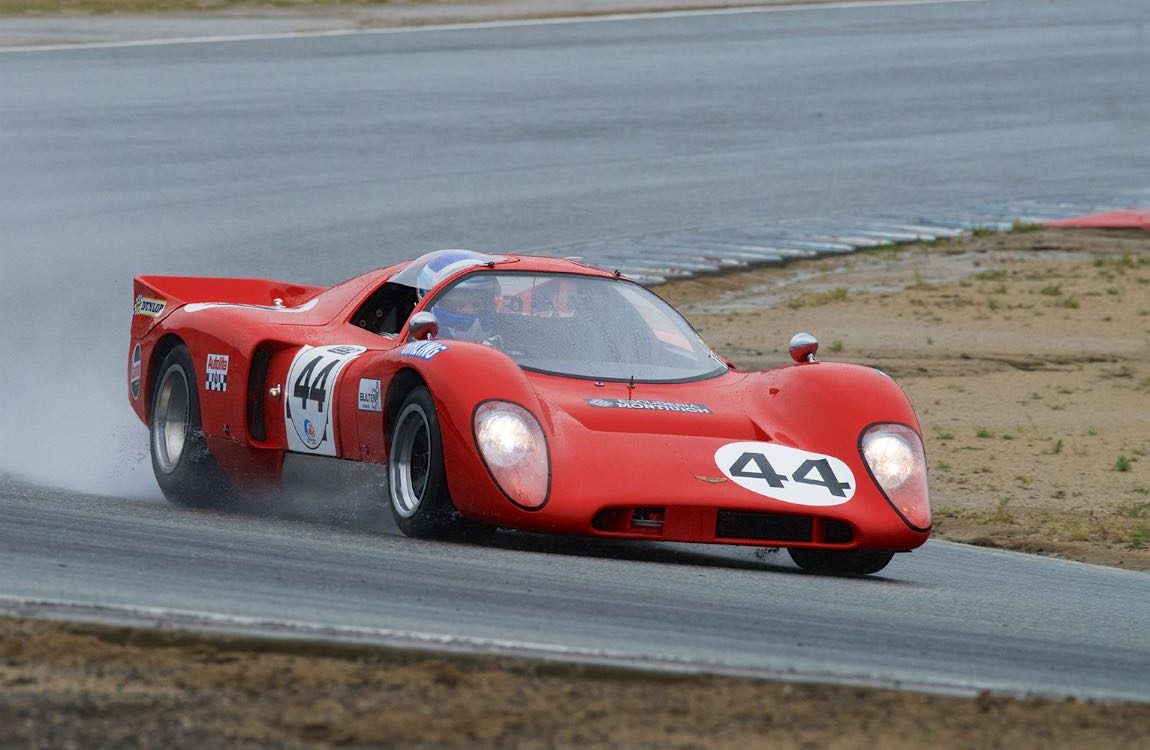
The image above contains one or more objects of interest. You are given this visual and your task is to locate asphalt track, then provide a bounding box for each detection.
[1,0,1149,700]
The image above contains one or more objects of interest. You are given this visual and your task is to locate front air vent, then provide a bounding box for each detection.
[822,519,854,543]
[592,507,665,535]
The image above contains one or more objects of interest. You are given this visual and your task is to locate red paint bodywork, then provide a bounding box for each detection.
[128,255,930,553]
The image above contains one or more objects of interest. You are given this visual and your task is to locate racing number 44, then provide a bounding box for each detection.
[729,453,851,497]
[715,441,857,507]
[292,355,339,413]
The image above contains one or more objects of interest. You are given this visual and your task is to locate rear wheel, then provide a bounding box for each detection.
[388,386,492,542]
[788,548,895,576]
[150,345,233,509]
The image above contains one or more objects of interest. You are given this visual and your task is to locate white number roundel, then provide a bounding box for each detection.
[714,441,855,507]
[285,345,366,455]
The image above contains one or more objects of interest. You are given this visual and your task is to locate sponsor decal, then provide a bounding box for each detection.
[133,295,166,317]
[714,441,855,507]
[401,340,448,360]
[129,344,142,400]
[358,378,382,412]
[205,353,229,392]
[284,344,367,456]
[586,398,711,414]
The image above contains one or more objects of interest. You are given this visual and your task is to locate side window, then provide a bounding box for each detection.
[350,282,419,335]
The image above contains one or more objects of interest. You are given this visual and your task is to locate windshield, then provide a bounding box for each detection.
[424,272,728,382]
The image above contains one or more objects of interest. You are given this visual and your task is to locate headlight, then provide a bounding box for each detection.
[860,423,931,530]
[473,401,550,509]
[863,433,916,489]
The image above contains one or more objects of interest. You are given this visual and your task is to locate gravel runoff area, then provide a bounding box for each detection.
[0,0,863,47]
[1,228,1149,748]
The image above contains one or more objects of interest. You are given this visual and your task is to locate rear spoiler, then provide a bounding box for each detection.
[131,275,325,338]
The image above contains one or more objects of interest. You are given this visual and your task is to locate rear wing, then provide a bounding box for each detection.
[131,275,325,338]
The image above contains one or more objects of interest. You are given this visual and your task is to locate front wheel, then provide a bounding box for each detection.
[788,548,895,576]
[388,386,493,542]
[150,344,233,509]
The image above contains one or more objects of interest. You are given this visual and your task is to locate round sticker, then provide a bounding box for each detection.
[284,345,367,455]
[714,441,856,507]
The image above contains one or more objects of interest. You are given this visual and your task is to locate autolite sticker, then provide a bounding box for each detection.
[133,295,166,317]
[715,441,855,507]
[205,353,229,392]
[586,398,710,414]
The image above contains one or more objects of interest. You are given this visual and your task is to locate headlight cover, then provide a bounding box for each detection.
[860,423,931,531]
[473,401,550,509]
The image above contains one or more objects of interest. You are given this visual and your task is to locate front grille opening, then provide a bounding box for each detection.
[592,507,665,535]
[716,511,811,542]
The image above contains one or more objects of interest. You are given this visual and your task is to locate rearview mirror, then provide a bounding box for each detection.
[407,311,440,342]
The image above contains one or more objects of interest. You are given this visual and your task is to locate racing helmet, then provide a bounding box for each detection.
[432,273,501,338]
[404,250,500,338]
[413,249,494,299]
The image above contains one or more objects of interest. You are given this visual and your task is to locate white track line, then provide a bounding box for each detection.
[1,0,986,53]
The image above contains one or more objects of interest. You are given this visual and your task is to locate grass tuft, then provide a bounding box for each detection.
[992,497,1016,524]
[786,287,849,309]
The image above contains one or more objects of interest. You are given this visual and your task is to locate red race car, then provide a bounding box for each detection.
[128,249,930,575]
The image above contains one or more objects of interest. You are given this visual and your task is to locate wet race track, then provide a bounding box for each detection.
[1,0,1149,699]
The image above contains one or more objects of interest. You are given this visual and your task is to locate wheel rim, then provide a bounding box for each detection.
[152,365,190,474]
[390,403,431,518]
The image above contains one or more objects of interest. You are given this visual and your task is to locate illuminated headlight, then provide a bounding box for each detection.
[860,423,931,530]
[863,433,916,489]
[473,401,550,509]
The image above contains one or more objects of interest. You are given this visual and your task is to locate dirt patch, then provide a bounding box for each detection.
[2,617,1149,749]
[659,228,1150,571]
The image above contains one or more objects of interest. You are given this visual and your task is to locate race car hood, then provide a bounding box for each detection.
[519,363,922,529]
[527,362,918,450]
[529,373,763,441]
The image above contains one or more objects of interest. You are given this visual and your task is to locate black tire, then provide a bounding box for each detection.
[388,386,493,542]
[788,548,895,576]
[149,344,233,509]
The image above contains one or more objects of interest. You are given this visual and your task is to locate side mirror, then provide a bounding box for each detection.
[789,332,818,363]
[407,311,440,342]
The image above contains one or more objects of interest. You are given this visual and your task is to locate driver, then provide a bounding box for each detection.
[432,274,501,343]
[415,250,502,343]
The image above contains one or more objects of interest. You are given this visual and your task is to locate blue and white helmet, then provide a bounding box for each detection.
[413,249,495,298]
[391,249,499,297]
[394,249,503,338]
